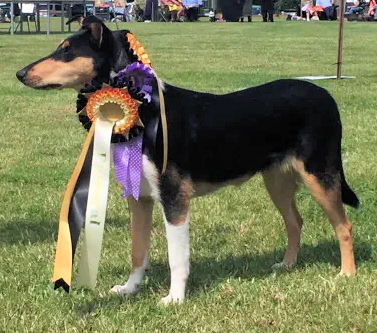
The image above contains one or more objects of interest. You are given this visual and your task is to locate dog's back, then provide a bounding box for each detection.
[159,79,344,185]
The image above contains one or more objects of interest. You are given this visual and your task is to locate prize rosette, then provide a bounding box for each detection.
[85,87,143,136]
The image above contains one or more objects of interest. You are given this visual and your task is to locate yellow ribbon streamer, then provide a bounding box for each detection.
[51,123,96,290]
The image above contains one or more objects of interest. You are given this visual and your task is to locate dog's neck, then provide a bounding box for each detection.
[78,29,162,148]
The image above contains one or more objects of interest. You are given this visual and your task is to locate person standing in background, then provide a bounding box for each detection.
[144,0,158,22]
[261,0,274,22]
[240,0,253,22]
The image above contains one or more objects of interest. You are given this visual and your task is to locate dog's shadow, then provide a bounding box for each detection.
[0,218,56,245]
[2,218,372,312]
[146,239,372,293]
[75,239,372,314]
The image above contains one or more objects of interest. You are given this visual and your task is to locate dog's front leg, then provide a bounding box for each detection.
[111,196,153,296]
[160,208,190,305]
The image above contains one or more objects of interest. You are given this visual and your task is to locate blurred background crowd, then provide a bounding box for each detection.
[1,0,375,26]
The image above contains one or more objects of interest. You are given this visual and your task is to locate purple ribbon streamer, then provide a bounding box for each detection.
[113,135,143,200]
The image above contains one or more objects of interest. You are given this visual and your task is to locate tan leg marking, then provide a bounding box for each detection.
[128,196,154,272]
[162,167,193,226]
[110,196,154,296]
[292,159,356,275]
[263,166,303,270]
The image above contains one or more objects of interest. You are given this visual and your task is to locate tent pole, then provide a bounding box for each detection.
[336,0,346,79]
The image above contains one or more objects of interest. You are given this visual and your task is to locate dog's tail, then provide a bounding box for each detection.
[340,167,359,208]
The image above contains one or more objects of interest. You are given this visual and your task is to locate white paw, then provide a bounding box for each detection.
[271,261,295,271]
[110,284,139,296]
[338,270,356,277]
[160,293,185,305]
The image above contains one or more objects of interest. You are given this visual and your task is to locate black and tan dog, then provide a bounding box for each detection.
[16,16,359,304]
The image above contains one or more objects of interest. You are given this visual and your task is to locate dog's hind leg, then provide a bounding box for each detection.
[262,166,303,270]
[110,197,154,295]
[293,160,356,276]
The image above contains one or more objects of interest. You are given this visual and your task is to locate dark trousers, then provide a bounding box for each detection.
[144,0,158,21]
[186,7,199,21]
[324,5,337,20]
[240,15,252,22]
[262,9,274,22]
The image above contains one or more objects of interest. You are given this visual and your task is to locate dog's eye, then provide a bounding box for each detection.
[62,46,70,54]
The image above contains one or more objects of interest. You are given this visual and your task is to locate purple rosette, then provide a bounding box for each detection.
[115,62,155,103]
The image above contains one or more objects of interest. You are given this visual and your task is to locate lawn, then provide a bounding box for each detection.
[1,18,377,332]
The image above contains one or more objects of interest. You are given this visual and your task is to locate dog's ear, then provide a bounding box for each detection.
[66,16,105,48]
[86,22,103,48]
[81,16,108,48]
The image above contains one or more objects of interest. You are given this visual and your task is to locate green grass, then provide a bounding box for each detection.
[1,18,377,332]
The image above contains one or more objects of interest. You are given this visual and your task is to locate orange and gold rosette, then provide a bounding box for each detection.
[84,87,143,137]
[126,33,151,67]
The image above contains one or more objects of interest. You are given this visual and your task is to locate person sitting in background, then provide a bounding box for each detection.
[182,0,202,21]
[168,0,183,22]
[301,0,320,20]
[316,0,337,19]
[111,0,126,21]
[124,1,136,22]
[368,0,377,19]
[346,0,363,14]
[134,3,144,21]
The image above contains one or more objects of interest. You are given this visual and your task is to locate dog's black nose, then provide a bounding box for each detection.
[16,68,27,82]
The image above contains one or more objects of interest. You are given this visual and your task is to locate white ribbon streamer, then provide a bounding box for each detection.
[76,118,114,289]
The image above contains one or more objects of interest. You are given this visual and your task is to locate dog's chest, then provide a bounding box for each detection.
[110,146,160,201]
[139,155,160,201]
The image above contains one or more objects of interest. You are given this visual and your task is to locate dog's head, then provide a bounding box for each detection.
[16,16,137,91]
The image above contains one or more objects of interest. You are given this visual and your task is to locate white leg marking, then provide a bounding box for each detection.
[160,212,190,305]
[110,252,149,295]
[140,155,161,201]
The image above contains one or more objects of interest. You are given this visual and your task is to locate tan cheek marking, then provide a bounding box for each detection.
[27,57,95,87]
[67,57,96,78]
[28,59,60,77]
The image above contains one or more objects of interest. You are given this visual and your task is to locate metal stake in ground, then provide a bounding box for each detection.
[337,0,346,79]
